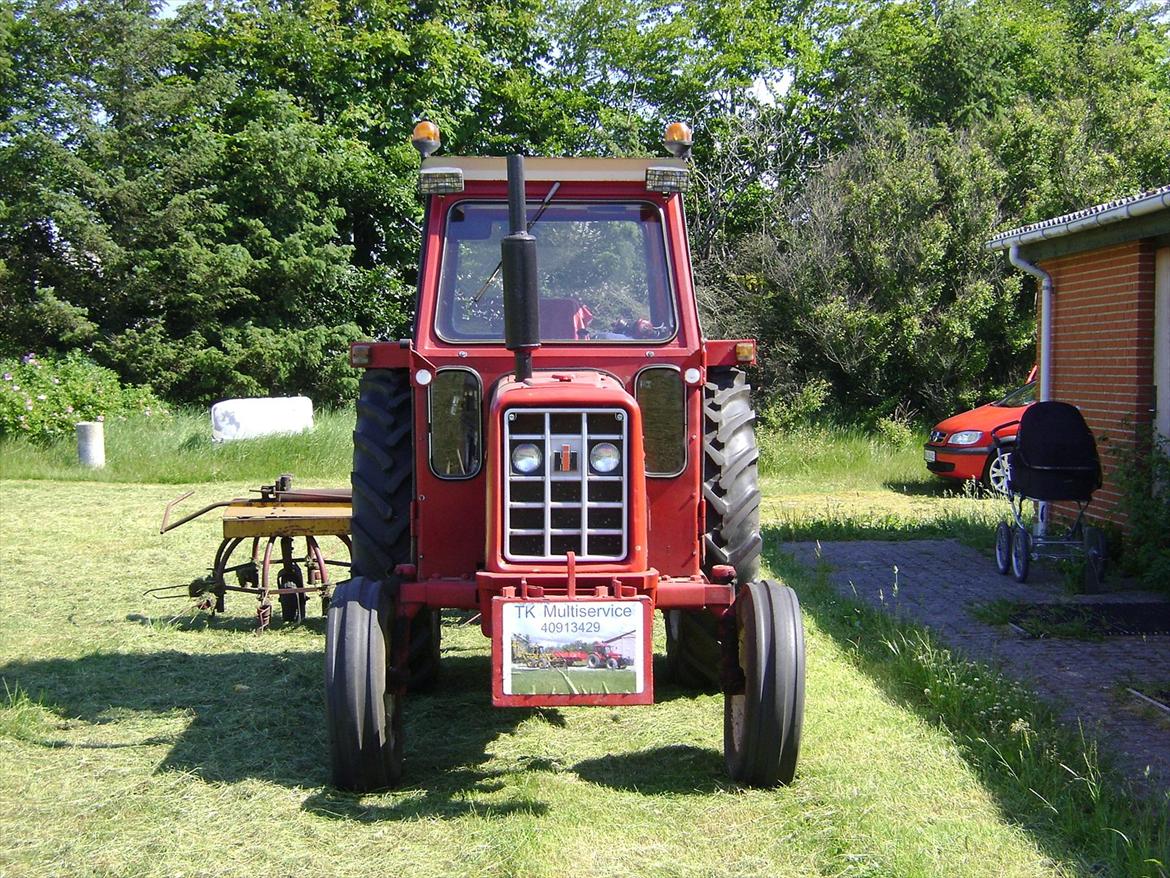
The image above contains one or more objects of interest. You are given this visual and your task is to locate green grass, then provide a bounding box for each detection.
[1,479,1166,877]
[508,668,637,695]
[1,422,1165,876]
[758,422,929,492]
[0,407,355,484]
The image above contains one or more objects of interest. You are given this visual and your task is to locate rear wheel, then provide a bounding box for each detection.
[1082,526,1107,591]
[351,369,440,690]
[1011,526,1031,582]
[994,522,1012,575]
[325,577,402,792]
[666,368,761,690]
[724,580,804,787]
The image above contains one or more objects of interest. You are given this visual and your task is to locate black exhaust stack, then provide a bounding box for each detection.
[501,154,539,382]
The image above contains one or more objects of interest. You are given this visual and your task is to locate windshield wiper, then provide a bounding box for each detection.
[471,181,561,303]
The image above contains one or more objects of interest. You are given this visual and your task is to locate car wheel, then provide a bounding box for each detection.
[984,449,1012,495]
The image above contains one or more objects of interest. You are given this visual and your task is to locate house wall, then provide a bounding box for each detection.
[1039,240,1157,526]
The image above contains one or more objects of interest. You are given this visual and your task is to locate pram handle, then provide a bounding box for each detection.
[1011,462,1098,472]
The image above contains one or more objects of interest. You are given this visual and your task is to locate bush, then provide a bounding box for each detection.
[0,352,168,444]
[1115,435,1170,593]
[95,322,366,408]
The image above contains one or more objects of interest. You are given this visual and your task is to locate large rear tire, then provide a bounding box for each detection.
[351,369,440,690]
[666,368,762,690]
[325,576,403,792]
[724,580,804,787]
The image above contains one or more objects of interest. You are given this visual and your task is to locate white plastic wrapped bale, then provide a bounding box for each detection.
[210,396,314,442]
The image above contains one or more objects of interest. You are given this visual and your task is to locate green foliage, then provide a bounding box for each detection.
[1115,435,1170,593]
[0,351,167,444]
[1,0,1167,418]
[718,118,1027,420]
[95,323,365,408]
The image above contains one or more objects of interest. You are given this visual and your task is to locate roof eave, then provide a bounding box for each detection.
[986,186,1170,252]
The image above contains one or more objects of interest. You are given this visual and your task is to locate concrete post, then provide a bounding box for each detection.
[76,421,105,468]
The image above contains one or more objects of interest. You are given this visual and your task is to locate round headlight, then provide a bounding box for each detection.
[511,443,542,474]
[589,442,621,473]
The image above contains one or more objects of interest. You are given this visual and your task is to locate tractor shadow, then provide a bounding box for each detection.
[572,745,724,794]
[0,649,552,820]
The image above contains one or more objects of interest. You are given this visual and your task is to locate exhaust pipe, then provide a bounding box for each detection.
[501,154,540,381]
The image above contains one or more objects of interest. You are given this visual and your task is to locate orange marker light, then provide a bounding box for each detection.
[735,341,756,364]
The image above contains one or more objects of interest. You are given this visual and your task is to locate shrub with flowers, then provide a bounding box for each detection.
[0,352,168,444]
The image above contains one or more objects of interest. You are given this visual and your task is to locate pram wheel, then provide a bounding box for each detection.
[1011,526,1030,582]
[1082,526,1107,591]
[994,522,1012,575]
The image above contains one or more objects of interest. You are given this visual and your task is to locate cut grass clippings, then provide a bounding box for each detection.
[4,480,1163,876]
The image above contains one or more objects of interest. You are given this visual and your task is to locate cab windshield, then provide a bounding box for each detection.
[435,201,676,343]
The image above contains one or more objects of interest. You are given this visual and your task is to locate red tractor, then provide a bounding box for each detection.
[324,121,805,791]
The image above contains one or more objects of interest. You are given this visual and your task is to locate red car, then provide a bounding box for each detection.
[924,376,1037,493]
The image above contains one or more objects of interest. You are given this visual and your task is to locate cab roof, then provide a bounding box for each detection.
[421,156,687,183]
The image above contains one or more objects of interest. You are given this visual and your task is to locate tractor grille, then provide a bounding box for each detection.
[503,408,627,562]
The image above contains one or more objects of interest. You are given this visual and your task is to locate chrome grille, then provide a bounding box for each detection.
[504,408,627,562]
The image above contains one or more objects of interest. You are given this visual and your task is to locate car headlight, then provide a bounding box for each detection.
[589,442,621,473]
[947,430,983,446]
[511,443,542,474]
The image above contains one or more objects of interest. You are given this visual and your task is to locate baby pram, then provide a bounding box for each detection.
[990,401,1106,586]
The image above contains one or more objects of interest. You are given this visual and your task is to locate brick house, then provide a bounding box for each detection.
[987,185,1170,527]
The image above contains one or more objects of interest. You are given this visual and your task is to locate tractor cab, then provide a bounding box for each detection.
[327,122,806,793]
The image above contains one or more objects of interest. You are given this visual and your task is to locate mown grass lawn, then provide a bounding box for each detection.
[0,423,1164,877]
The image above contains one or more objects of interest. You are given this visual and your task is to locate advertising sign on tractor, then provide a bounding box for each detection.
[493,597,654,707]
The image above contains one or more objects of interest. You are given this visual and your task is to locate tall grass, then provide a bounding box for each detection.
[0,407,355,484]
[3,411,941,494]
[758,421,928,492]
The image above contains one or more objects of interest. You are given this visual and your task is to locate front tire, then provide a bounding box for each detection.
[351,369,440,690]
[994,522,1012,575]
[724,580,805,787]
[1011,526,1031,582]
[666,368,762,690]
[325,577,402,792]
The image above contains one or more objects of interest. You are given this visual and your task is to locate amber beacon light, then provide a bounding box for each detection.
[411,120,441,158]
[664,121,693,158]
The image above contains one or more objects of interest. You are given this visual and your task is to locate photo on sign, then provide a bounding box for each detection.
[501,600,645,696]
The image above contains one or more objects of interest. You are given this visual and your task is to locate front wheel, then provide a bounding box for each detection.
[724,580,805,787]
[994,522,1012,575]
[1011,526,1031,583]
[325,577,403,792]
[984,449,1012,495]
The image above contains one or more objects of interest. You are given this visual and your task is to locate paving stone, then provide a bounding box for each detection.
[785,538,1170,797]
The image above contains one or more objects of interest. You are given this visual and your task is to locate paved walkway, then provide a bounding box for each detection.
[786,539,1170,796]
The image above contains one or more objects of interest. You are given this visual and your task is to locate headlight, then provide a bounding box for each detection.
[589,442,621,473]
[947,430,983,446]
[511,443,542,474]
